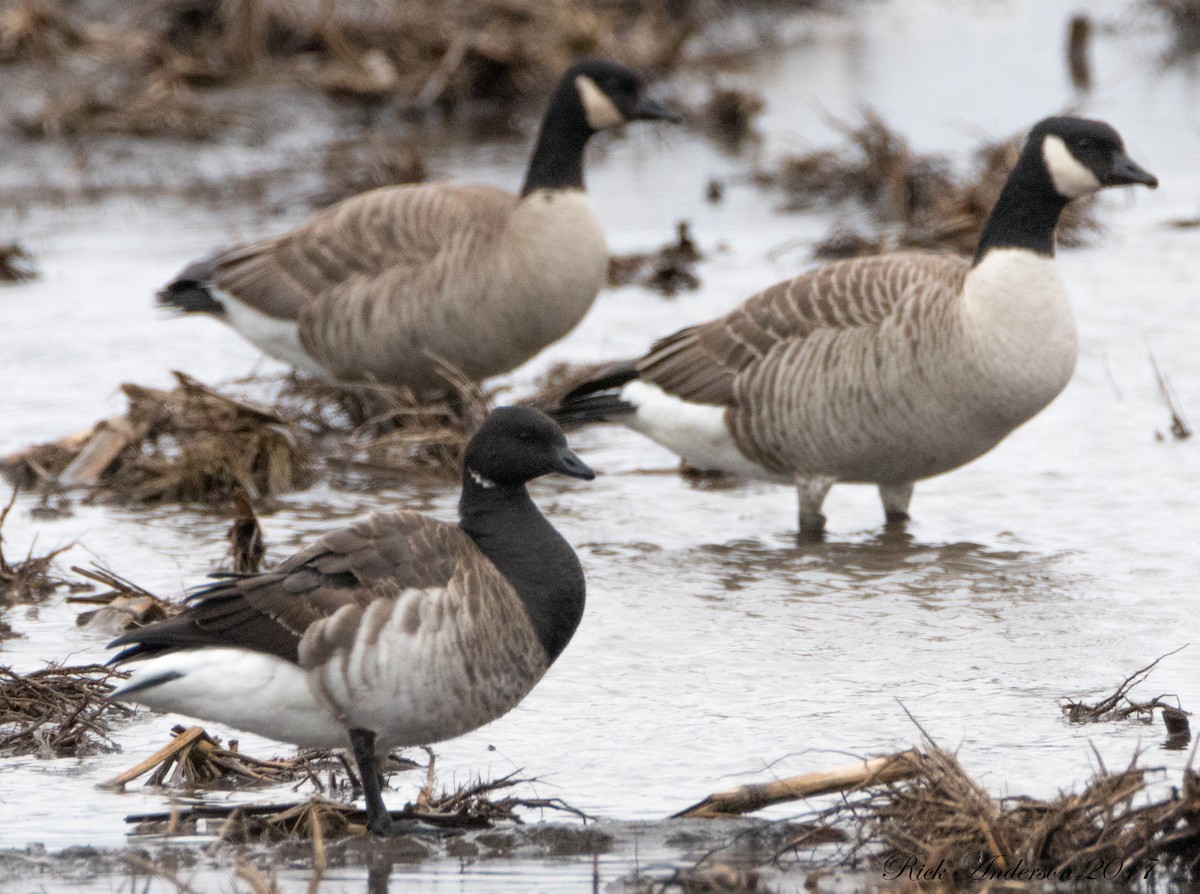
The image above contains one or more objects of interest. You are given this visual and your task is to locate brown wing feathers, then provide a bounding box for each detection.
[109,513,470,667]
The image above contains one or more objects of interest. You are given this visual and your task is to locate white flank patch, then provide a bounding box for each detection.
[213,287,331,377]
[113,648,347,749]
[1042,135,1102,198]
[621,380,776,480]
[574,75,624,131]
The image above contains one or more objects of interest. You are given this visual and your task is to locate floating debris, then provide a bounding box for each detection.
[5,0,717,141]
[764,110,1101,258]
[0,242,37,282]
[698,84,764,153]
[1060,647,1190,725]
[102,724,361,792]
[851,745,1200,881]
[67,563,178,633]
[0,489,78,609]
[126,767,584,840]
[0,663,132,757]
[608,222,702,297]
[1,371,315,503]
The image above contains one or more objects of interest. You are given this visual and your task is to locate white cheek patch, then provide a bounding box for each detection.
[574,75,625,130]
[1042,134,1102,198]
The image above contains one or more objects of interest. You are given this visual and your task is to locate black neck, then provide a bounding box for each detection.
[521,83,592,196]
[973,143,1068,266]
[458,476,586,662]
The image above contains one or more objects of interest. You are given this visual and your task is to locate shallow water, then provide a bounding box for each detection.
[2,0,1200,889]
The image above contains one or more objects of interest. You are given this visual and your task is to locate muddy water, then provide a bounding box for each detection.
[2,0,1200,889]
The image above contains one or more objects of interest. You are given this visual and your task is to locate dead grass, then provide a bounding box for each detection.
[1150,351,1192,441]
[608,221,703,296]
[0,489,79,611]
[766,110,1101,258]
[4,0,720,141]
[0,242,37,282]
[2,372,315,503]
[103,724,365,792]
[854,745,1200,881]
[1,369,493,505]
[0,662,133,757]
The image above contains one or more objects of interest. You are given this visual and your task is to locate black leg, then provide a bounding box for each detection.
[349,728,457,839]
[350,727,395,836]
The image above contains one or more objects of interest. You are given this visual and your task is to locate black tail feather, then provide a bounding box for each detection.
[156,258,225,315]
[548,362,640,426]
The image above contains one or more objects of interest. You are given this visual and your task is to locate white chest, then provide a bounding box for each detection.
[502,190,608,311]
[958,248,1078,419]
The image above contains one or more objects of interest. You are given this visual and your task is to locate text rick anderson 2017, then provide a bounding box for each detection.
[882,851,1161,883]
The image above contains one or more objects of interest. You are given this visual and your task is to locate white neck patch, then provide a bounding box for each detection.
[575,75,624,131]
[1042,134,1102,198]
[468,468,496,489]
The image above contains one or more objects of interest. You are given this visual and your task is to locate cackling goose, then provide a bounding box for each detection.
[550,117,1156,535]
[109,406,594,836]
[159,60,677,396]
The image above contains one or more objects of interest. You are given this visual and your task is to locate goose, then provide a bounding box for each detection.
[549,117,1156,535]
[158,60,677,397]
[108,406,594,836]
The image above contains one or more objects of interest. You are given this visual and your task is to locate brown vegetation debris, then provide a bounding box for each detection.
[1,371,315,503]
[608,221,702,296]
[0,242,38,282]
[312,134,427,208]
[846,745,1200,881]
[764,110,1101,259]
[0,662,133,757]
[1060,647,1190,726]
[0,489,78,609]
[103,724,354,792]
[67,563,179,633]
[698,84,764,153]
[6,0,714,143]
[1144,0,1200,61]
[18,69,232,141]
[628,864,777,893]
[0,0,82,63]
[282,370,493,483]
[126,765,582,840]
[226,490,266,573]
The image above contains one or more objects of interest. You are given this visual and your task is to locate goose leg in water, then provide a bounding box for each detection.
[879,482,914,525]
[796,476,835,536]
[350,728,446,838]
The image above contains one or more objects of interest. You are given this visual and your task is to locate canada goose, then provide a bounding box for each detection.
[159,60,677,396]
[550,117,1156,535]
[108,406,594,836]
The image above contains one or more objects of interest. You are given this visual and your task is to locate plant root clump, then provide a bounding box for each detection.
[0,663,133,757]
[0,242,38,282]
[0,489,82,615]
